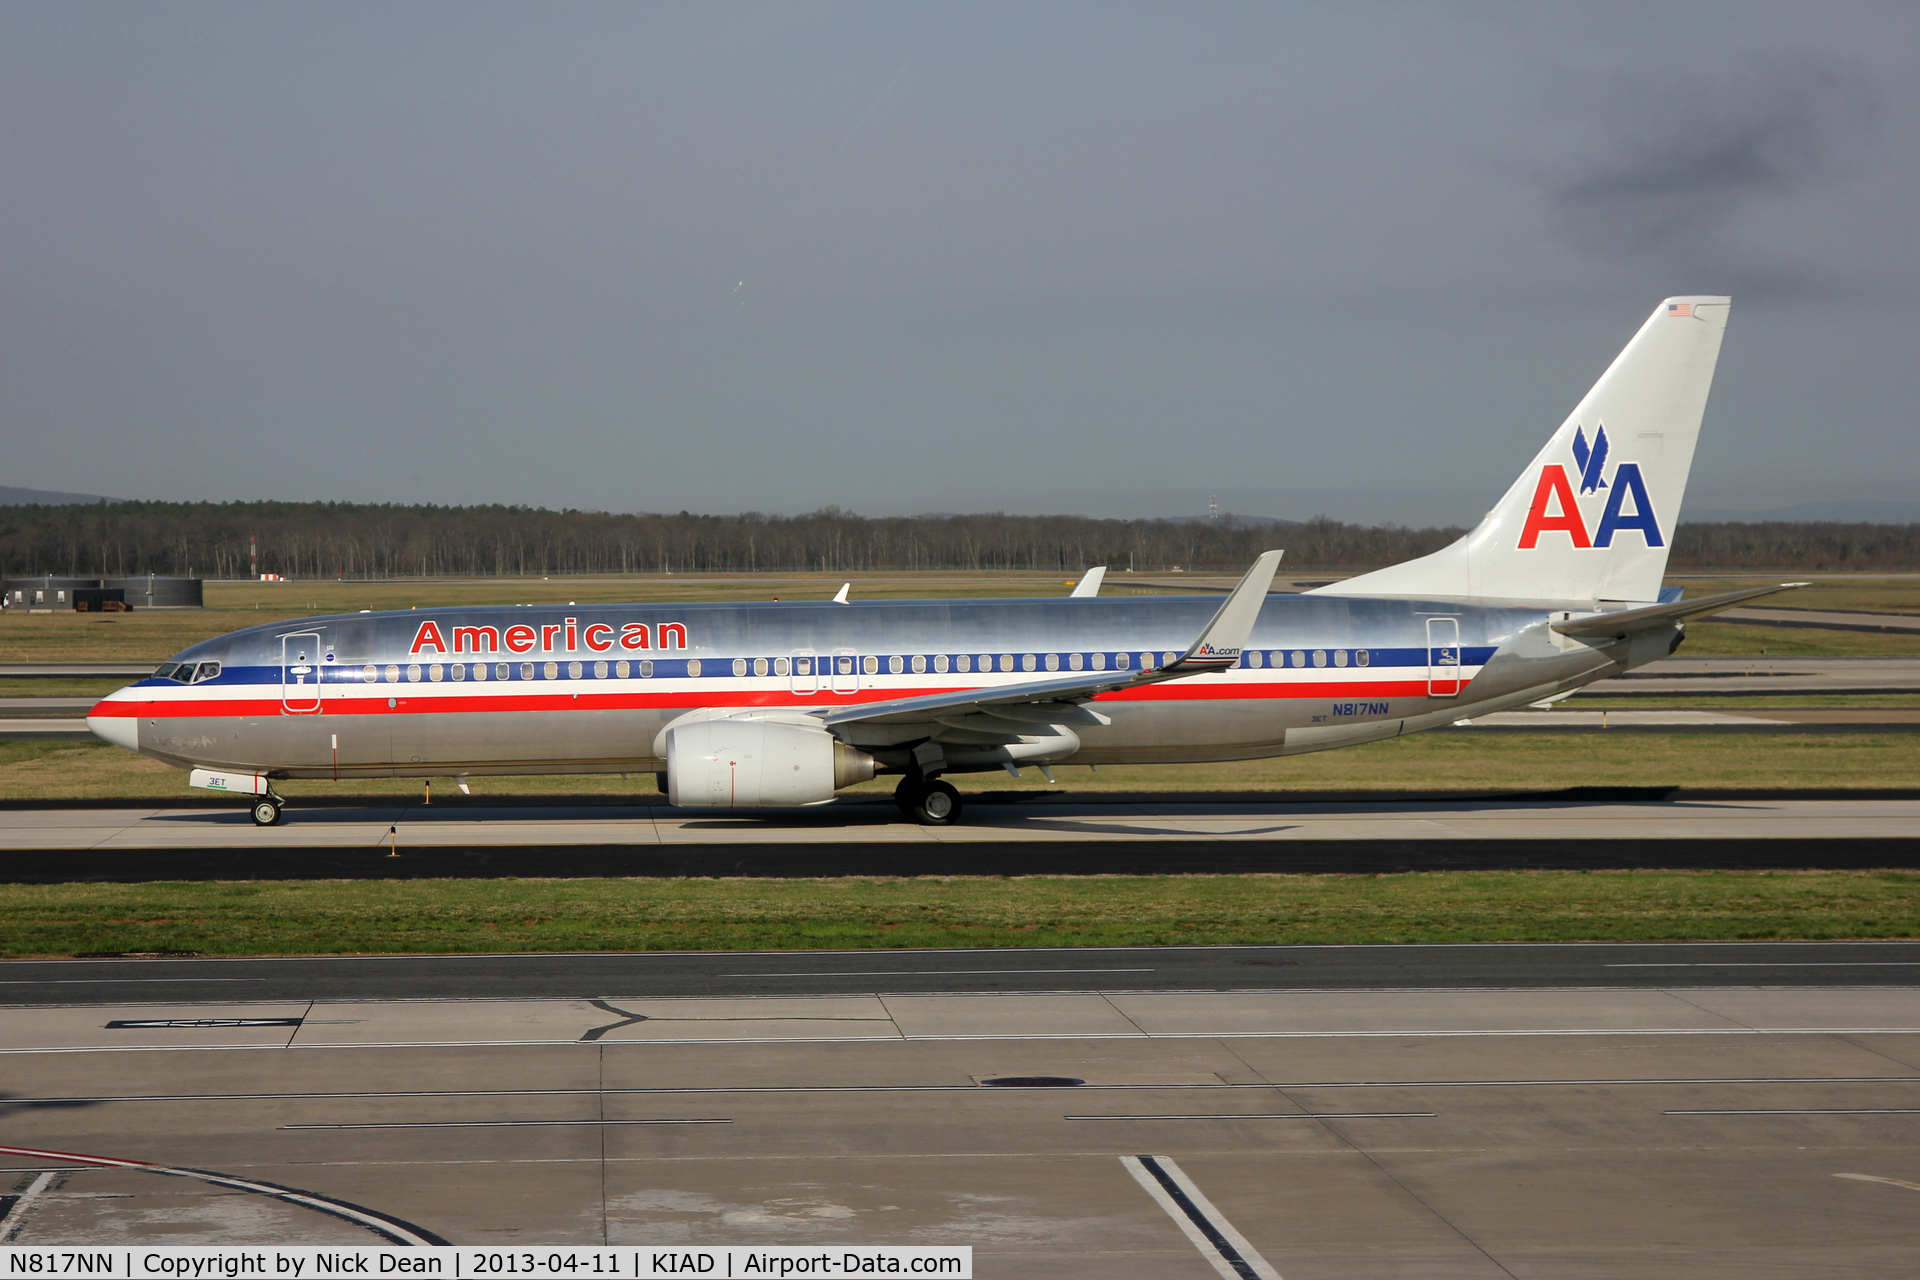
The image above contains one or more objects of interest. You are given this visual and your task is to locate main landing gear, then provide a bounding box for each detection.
[894,775,962,826]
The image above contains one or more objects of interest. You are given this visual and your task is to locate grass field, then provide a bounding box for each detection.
[4,572,1916,664]
[3,870,1914,958]
[6,732,1916,803]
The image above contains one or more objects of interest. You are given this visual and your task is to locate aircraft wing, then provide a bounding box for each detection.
[816,550,1283,730]
[1551,582,1808,639]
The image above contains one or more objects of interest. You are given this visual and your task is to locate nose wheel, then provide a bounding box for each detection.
[250,797,283,827]
[894,777,962,826]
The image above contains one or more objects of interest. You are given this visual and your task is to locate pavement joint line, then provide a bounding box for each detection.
[7,1075,1920,1104]
[278,1119,732,1129]
[9,1026,1920,1054]
[1071,1112,1435,1120]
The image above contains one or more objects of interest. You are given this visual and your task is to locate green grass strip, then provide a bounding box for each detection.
[5,871,1916,958]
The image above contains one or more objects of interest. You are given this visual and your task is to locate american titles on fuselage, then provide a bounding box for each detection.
[407,616,687,656]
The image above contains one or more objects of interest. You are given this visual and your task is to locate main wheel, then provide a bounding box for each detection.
[250,798,282,827]
[893,776,924,819]
[910,780,962,826]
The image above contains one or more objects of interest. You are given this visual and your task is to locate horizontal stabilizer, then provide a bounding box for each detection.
[1069,566,1107,597]
[1551,582,1807,639]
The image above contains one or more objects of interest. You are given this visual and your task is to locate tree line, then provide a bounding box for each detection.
[0,499,1913,578]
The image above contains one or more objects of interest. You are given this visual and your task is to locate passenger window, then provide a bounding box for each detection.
[754,657,769,677]
[1116,653,1129,669]
[1045,653,1059,671]
[616,660,630,679]
[520,663,534,680]
[889,655,903,674]
[407,664,422,682]
[732,658,747,677]
[1068,653,1083,670]
[1357,650,1370,666]
[1247,651,1262,669]
[638,660,654,678]
[362,665,378,682]
[955,654,970,673]
[934,654,949,673]
[1334,650,1348,667]
[1022,654,1037,672]
[1291,651,1306,667]
[863,655,879,675]
[568,661,583,679]
[999,655,1014,672]
[543,662,558,680]
[687,659,702,677]
[774,657,790,677]
[1312,651,1326,668]
[451,663,466,681]
[474,663,489,682]
[430,664,444,682]
[911,655,926,674]
[386,665,401,683]
[595,660,609,679]
[1091,652,1105,671]
[1163,652,1177,668]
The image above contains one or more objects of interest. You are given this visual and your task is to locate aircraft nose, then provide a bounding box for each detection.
[87,691,142,751]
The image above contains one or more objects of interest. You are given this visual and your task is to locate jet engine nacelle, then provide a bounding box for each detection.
[666,718,876,808]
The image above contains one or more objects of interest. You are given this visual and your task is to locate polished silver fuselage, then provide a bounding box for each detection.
[90,593,1674,780]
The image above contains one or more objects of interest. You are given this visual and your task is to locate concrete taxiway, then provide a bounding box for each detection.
[2,982,1918,1274]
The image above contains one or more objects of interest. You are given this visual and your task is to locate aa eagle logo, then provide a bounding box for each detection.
[1518,423,1663,550]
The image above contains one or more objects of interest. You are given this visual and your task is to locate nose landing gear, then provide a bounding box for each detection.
[250,791,285,826]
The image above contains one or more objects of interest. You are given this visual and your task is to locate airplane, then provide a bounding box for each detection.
[88,295,1801,827]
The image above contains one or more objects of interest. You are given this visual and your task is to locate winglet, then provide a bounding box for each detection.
[1069,566,1107,598]
[832,583,850,604]
[1169,550,1283,671]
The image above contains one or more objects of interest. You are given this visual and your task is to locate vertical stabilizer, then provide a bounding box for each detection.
[1313,296,1730,605]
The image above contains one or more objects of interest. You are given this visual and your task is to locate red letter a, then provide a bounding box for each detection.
[409,621,448,655]
[1517,465,1591,549]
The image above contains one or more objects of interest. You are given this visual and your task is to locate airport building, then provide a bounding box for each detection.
[2,573,203,609]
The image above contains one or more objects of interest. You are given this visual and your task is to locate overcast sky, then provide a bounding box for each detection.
[4,2,1915,524]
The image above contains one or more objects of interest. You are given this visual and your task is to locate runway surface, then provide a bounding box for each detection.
[4,795,1915,859]
[3,941,1920,1003]
[2,980,1918,1273]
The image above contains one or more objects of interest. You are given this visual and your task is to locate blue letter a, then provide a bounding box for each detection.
[1593,462,1663,547]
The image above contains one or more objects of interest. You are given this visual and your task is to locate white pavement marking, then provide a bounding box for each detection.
[0,1144,442,1245]
[0,1172,57,1242]
[1608,962,1920,968]
[1668,1108,1920,1115]
[1836,1173,1920,1192]
[1121,1154,1283,1280]
[717,967,1155,977]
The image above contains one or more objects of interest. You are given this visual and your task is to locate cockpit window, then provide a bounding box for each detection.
[173,664,198,683]
[192,662,221,683]
[153,663,180,681]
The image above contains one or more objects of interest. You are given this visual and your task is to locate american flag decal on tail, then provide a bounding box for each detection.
[1667,302,1692,317]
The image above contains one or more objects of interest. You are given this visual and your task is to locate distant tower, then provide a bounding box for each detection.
[1208,494,1219,523]
[249,536,257,580]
